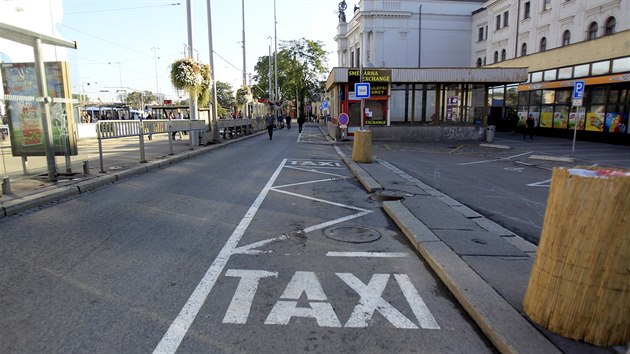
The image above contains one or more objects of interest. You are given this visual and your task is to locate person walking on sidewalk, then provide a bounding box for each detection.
[265,113,275,140]
[524,114,535,140]
[297,115,305,133]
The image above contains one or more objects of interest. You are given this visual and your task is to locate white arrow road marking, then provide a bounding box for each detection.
[527,178,552,187]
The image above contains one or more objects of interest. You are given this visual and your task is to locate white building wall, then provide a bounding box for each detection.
[471,0,630,67]
[336,0,485,68]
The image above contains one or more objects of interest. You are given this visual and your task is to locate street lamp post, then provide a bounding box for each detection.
[207,0,220,142]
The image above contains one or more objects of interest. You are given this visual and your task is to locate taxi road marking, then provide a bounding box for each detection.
[223,270,440,330]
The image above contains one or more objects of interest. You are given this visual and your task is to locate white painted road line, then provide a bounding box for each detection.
[326,252,409,258]
[153,159,288,354]
[457,151,533,166]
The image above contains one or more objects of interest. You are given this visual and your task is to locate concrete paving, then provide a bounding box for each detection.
[0,124,628,354]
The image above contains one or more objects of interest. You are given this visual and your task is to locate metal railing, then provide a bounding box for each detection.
[96,119,207,173]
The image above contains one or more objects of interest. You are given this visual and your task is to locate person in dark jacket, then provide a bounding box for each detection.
[524,114,535,140]
[265,113,275,140]
[297,115,305,133]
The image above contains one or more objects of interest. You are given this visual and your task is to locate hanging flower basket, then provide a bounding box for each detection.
[170,58,212,105]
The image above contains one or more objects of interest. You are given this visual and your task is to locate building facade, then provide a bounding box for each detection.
[472,0,630,142]
[328,0,629,143]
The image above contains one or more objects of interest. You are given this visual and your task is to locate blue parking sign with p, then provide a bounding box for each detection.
[573,81,585,99]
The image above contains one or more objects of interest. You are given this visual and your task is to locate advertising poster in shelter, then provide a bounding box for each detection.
[1,61,77,157]
[604,113,628,134]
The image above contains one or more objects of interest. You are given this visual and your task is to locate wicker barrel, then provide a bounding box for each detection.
[352,130,372,163]
[523,168,630,346]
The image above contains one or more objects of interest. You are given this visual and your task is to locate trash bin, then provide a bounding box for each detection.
[485,125,495,143]
[523,167,630,347]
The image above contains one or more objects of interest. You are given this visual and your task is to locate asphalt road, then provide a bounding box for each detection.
[0,125,496,353]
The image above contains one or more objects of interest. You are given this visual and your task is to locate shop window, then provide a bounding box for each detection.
[543,90,556,105]
[574,64,589,78]
[389,87,406,123]
[587,22,598,40]
[608,89,619,104]
[426,85,437,121]
[558,67,573,79]
[589,87,606,105]
[555,89,572,105]
[501,49,506,61]
[540,37,547,51]
[492,87,505,106]
[540,105,554,128]
[605,17,616,35]
[544,69,556,81]
[521,43,527,56]
[612,57,630,73]
[591,60,610,76]
[553,106,569,129]
[562,30,571,46]
[530,90,542,106]
[518,91,530,106]
[412,86,425,123]
[505,85,519,106]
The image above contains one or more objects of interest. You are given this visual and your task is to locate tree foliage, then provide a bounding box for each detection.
[126,91,156,110]
[252,38,328,115]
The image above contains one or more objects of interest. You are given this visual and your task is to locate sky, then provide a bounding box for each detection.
[55,0,344,102]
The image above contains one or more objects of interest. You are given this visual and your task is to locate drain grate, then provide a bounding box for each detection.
[323,225,381,243]
[370,189,412,202]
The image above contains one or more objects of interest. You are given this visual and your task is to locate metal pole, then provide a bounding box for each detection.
[273,0,279,110]
[571,106,579,155]
[268,40,272,100]
[151,46,160,94]
[360,65,365,130]
[418,5,422,68]
[34,38,57,181]
[241,0,248,120]
[207,0,220,142]
[186,0,199,146]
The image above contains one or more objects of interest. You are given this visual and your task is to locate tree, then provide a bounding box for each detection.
[252,38,328,116]
[215,81,234,118]
[126,91,157,110]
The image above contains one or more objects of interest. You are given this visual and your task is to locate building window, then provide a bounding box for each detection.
[521,43,527,56]
[483,56,486,65]
[543,0,551,11]
[478,27,484,41]
[562,30,571,46]
[501,49,506,61]
[485,25,488,39]
[503,11,509,27]
[605,17,616,35]
[540,37,547,51]
[494,51,498,63]
[496,15,501,30]
[523,1,530,19]
[477,58,482,67]
[588,22,598,40]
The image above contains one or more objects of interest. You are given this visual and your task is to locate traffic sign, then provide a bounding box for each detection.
[573,80,585,99]
[355,83,371,99]
[572,98,583,107]
[338,113,349,126]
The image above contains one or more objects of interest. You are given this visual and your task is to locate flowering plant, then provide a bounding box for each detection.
[170,58,212,105]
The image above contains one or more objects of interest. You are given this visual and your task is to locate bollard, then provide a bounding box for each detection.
[2,177,10,195]
[352,130,372,163]
[82,160,90,175]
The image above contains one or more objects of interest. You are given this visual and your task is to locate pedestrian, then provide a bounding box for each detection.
[146,113,154,140]
[265,113,275,140]
[286,114,291,129]
[297,115,305,133]
[524,114,535,140]
[509,110,519,135]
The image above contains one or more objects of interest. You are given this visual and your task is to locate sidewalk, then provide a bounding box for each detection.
[0,131,265,217]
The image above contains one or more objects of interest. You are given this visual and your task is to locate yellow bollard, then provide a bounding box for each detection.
[352,130,372,163]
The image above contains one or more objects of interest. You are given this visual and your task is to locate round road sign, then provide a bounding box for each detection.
[338,113,349,126]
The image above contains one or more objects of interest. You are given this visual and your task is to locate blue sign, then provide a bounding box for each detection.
[355,83,371,99]
[573,80,585,99]
[338,113,349,126]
